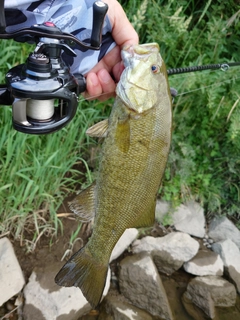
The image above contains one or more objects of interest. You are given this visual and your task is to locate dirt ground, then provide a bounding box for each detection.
[14,219,84,280]
[0,200,92,319]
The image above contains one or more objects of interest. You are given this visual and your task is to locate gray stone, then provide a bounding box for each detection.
[183,250,223,276]
[99,292,153,320]
[172,201,205,238]
[182,293,212,320]
[0,237,25,306]
[155,200,171,224]
[152,250,184,276]
[132,232,199,275]
[119,253,173,320]
[110,228,138,263]
[212,239,240,293]
[23,263,110,320]
[208,216,240,249]
[184,275,237,319]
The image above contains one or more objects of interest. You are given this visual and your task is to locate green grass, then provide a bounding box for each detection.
[0,0,240,247]
[0,102,106,250]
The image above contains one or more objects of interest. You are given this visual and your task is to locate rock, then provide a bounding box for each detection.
[161,274,196,319]
[212,239,240,293]
[182,293,212,320]
[183,275,237,319]
[155,200,171,224]
[99,291,153,320]
[119,253,173,320]
[110,228,138,262]
[0,237,25,306]
[183,250,223,276]
[172,201,205,238]
[208,216,240,249]
[132,232,199,275]
[23,263,110,320]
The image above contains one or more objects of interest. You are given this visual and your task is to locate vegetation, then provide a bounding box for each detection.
[0,0,239,247]
[124,0,240,221]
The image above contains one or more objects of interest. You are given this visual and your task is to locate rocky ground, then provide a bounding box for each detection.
[0,200,240,320]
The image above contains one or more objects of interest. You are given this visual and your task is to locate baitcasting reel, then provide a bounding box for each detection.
[0,1,108,134]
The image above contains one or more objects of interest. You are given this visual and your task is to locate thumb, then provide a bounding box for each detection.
[104,0,139,47]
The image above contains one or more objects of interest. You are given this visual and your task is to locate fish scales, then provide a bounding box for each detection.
[91,109,158,253]
[55,43,172,308]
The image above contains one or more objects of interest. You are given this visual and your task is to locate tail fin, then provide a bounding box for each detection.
[55,246,108,308]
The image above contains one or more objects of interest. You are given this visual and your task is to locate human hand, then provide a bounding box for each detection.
[84,0,138,101]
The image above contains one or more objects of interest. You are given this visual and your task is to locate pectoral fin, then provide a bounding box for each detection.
[115,116,130,153]
[68,182,96,222]
[86,119,109,138]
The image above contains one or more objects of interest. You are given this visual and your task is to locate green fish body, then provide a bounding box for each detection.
[55,43,172,308]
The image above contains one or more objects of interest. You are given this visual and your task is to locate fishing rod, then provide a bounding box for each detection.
[167,62,240,75]
[0,0,239,134]
[167,62,240,99]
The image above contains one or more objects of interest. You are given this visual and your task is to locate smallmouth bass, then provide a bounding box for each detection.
[55,43,172,308]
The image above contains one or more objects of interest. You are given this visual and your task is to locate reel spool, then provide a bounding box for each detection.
[7,41,85,134]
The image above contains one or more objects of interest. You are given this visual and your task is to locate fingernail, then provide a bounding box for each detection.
[87,74,98,87]
[99,70,111,84]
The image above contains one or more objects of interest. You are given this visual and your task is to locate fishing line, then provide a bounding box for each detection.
[78,91,115,102]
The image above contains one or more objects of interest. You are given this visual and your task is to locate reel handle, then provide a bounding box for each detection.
[91,1,109,47]
[0,0,6,33]
[0,1,109,51]
[0,85,12,105]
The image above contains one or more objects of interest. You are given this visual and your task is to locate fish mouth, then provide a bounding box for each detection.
[121,43,160,68]
[121,46,133,68]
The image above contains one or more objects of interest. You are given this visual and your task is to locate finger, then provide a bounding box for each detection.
[84,72,102,100]
[97,69,116,101]
[112,61,125,82]
[84,70,116,101]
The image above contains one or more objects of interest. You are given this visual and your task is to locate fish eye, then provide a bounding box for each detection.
[151,64,160,74]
